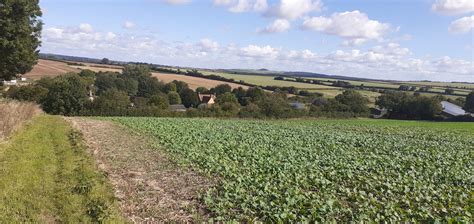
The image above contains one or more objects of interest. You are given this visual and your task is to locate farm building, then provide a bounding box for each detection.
[169,104,187,112]
[441,101,467,117]
[198,93,216,105]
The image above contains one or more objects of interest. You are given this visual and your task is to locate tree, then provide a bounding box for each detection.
[217,92,238,104]
[444,88,454,95]
[0,0,43,80]
[5,85,48,103]
[101,58,110,64]
[91,90,130,115]
[148,94,169,109]
[211,84,232,96]
[465,92,474,113]
[196,87,209,94]
[398,85,410,91]
[172,80,189,93]
[168,91,182,105]
[334,90,369,114]
[164,82,177,93]
[179,88,199,108]
[41,74,89,116]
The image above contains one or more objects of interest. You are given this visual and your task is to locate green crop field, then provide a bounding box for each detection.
[201,71,341,90]
[110,117,473,222]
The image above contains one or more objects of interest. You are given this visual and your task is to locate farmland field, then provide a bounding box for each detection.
[201,71,341,90]
[109,117,474,222]
[23,59,80,80]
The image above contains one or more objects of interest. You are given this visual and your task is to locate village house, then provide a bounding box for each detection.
[198,93,216,106]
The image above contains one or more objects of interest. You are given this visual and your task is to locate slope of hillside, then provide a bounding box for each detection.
[23,59,80,80]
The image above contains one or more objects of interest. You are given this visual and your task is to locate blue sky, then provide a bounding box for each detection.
[40,0,473,81]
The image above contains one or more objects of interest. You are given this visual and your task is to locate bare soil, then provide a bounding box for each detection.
[66,117,214,223]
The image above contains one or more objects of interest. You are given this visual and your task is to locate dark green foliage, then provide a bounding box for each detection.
[89,90,130,116]
[376,92,443,119]
[333,90,369,114]
[211,84,232,96]
[464,91,474,113]
[398,85,410,91]
[179,88,199,108]
[5,85,48,103]
[172,80,189,93]
[217,92,238,104]
[445,88,454,94]
[196,86,210,94]
[167,91,182,105]
[0,0,42,80]
[148,94,169,109]
[101,58,110,64]
[164,82,177,93]
[41,74,89,116]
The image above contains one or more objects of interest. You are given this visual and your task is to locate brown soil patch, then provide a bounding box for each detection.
[152,72,249,90]
[66,117,214,223]
[70,65,123,73]
[23,59,80,80]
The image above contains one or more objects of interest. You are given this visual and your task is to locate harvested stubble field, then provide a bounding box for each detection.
[109,117,474,222]
[23,59,80,79]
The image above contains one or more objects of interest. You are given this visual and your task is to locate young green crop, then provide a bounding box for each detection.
[110,117,474,222]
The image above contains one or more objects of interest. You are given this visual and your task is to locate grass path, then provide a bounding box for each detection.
[0,115,124,223]
[67,117,213,223]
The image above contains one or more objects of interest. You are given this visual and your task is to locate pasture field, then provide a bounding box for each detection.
[152,72,250,90]
[201,71,341,90]
[110,117,474,222]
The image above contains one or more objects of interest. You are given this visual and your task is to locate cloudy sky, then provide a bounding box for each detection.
[40,0,473,82]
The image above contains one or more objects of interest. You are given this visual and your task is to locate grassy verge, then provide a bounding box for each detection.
[0,115,124,223]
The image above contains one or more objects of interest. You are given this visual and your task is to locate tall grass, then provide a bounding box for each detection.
[0,100,41,140]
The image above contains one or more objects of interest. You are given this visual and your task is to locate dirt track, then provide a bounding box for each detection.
[66,117,213,223]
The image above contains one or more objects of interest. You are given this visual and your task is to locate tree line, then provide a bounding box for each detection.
[4,64,473,120]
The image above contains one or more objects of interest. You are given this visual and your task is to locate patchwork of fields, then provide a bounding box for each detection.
[110,117,474,222]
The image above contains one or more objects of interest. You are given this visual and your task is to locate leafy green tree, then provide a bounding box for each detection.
[0,0,42,80]
[148,94,169,109]
[398,85,410,91]
[246,87,266,102]
[179,88,199,108]
[164,82,177,93]
[217,92,238,104]
[376,92,408,113]
[5,85,48,103]
[91,90,130,115]
[101,58,110,64]
[41,74,89,116]
[168,91,182,105]
[211,84,232,96]
[196,87,209,94]
[465,92,474,113]
[334,90,369,114]
[172,80,189,93]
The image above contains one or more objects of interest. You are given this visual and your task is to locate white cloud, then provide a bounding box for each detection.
[79,23,93,33]
[240,45,279,58]
[258,19,291,33]
[266,0,323,20]
[214,0,268,13]
[199,38,220,52]
[302,11,390,44]
[41,24,473,82]
[123,21,136,29]
[432,0,474,15]
[163,0,192,5]
[449,15,474,34]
